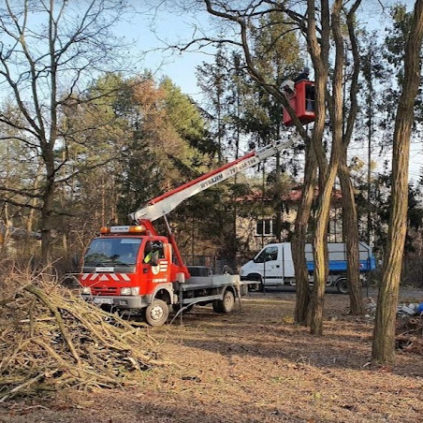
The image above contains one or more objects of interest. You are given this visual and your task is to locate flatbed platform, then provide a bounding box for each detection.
[178,274,241,291]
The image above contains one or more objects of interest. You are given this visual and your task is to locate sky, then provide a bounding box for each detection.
[124,1,409,96]
[116,1,422,183]
[116,2,217,102]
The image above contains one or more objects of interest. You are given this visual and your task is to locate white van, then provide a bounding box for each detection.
[240,242,376,294]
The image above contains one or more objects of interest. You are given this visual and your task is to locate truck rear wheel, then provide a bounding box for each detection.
[213,289,235,313]
[336,278,349,295]
[144,299,169,326]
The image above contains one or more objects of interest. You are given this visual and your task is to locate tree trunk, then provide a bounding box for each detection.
[274,152,282,243]
[310,0,343,335]
[293,143,317,324]
[0,204,11,253]
[305,0,329,332]
[340,0,363,315]
[339,156,364,314]
[372,0,423,365]
[310,164,339,334]
[41,192,54,266]
[41,151,56,266]
[40,3,59,268]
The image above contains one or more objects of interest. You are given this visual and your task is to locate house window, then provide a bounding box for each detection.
[256,219,275,236]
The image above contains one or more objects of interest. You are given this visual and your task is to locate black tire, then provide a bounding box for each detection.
[213,289,235,313]
[144,299,169,326]
[247,274,264,292]
[212,300,222,313]
[256,281,264,292]
[336,278,349,295]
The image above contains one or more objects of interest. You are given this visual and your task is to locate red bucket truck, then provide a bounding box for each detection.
[79,138,296,326]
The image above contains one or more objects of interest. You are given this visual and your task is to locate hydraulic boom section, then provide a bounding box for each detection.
[130,138,296,223]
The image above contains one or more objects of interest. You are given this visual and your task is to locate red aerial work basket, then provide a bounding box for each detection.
[283,80,316,126]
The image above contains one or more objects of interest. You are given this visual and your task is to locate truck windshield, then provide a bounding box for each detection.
[84,238,142,266]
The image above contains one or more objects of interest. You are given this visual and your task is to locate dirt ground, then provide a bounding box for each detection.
[1,288,423,423]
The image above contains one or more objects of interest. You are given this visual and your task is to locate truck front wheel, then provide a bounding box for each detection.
[213,289,235,313]
[144,299,169,326]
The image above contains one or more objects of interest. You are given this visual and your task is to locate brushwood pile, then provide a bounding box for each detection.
[0,271,162,402]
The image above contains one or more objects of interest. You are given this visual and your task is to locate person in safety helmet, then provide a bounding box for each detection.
[143,241,160,264]
[294,66,310,83]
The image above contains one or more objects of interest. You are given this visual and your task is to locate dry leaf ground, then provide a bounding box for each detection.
[1,288,422,423]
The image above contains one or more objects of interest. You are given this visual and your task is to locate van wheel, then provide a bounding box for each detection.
[336,278,349,295]
[256,280,264,292]
[247,275,263,292]
[144,299,169,326]
[213,290,235,313]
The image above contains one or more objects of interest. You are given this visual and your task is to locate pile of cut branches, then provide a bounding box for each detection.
[0,269,164,402]
[396,315,423,355]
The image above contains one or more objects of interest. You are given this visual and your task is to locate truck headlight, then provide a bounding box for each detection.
[121,287,139,296]
[81,287,91,295]
[130,287,140,296]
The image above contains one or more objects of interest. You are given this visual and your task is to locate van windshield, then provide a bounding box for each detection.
[254,246,278,263]
[84,237,142,266]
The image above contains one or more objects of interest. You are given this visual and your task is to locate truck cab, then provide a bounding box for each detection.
[80,225,176,325]
[240,243,296,289]
[80,225,243,326]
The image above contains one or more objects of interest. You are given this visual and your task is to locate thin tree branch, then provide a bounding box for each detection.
[344,0,362,147]
[0,187,42,199]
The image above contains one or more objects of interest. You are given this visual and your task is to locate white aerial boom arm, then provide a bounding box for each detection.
[130,137,297,223]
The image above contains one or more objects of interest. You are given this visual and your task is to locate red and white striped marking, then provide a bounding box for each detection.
[81,273,131,282]
[159,260,168,272]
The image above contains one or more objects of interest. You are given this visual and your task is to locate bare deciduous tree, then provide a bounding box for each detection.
[372,0,423,365]
[0,0,130,264]
[164,0,365,328]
